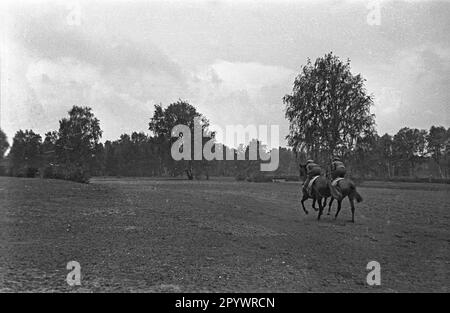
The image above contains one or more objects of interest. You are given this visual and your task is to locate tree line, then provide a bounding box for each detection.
[0,53,448,183]
[0,102,298,182]
[0,106,448,183]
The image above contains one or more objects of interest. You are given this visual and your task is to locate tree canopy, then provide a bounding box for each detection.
[149,100,211,179]
[0,128,9,159]
[9,129,42,177]
[284,52,375,163]
[56,106,102,167]
[427,126,447,177]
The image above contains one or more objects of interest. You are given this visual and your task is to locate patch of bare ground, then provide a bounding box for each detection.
[0,177,448,292]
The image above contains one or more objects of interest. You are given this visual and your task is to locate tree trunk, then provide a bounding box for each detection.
[185,168,193,180]
[437,163,443,178]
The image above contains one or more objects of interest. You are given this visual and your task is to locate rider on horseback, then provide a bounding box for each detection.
[331,156,346,182]
[303,159,322,195]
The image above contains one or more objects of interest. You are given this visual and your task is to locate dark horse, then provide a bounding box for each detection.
[326,178,363,223]
[299,164,337,220]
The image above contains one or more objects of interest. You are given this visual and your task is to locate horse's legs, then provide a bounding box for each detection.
[301,194,309,215]
[322,197,327,208]
[312,198,318,211]
[327,198,334,215]
[317,197,324,220]
[334,199,342,220]
[349,196,356,223]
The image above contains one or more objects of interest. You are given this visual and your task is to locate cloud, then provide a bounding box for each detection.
[210,60,294,91]
[19,56,156,140]
[1,2,192,141]
[185,60,295,146]
[8,2,184,80]
[367,44,450,133]
[1,0,449,146]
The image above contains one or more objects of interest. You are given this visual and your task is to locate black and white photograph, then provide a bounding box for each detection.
[0,0,449,298]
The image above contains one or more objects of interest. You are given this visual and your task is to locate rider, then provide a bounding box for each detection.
[303,159,322,192]
[331,156,346,181]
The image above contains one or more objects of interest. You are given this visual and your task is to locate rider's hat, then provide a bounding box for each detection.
[333,156,341,162]
[306,159,314,164]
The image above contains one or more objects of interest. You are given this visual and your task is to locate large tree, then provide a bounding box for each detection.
[426,126,447,177]
[393,127,427,176]
[9,129,42,177]
[377,133,394,178]
[55,106,102,182]
[0,128,9,159]
[40,131,59,178]
[446,128,450,178]
[284,52,375,165]
[149,100,211,179]
[0,128,9,175]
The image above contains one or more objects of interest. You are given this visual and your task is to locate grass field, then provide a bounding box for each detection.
[0,176,448,292]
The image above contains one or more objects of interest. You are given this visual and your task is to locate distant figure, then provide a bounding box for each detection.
[331,156,346,181]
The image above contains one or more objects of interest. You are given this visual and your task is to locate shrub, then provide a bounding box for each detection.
[11,166,39,178]
[42,166,55,179]
[42,163,90,183]
[61,164,90,183]
[361,176,450,184]
[25,167,39,178]
[246,172,273,183]
[285,175,300,182]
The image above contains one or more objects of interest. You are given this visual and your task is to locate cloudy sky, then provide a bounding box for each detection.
[1,0,449,146]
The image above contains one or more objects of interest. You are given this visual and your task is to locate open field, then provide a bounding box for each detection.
[0,176,448,292]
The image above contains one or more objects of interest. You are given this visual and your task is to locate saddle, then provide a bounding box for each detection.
[332,177,344,187]
[330,177,344,201]
[306,175,320,197]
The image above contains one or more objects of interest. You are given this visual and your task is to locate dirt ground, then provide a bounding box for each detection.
[0,176,448,292]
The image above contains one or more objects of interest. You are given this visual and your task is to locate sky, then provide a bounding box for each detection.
[1,0,449,147]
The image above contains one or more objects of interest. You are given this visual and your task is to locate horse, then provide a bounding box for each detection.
[299,164,338,220]
[298,164,329,212]
[326,178,363,223]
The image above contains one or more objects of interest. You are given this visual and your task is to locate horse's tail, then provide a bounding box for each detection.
[352,186,363,203]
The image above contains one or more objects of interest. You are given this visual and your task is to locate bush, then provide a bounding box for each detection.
[42,164,90,183]
[25,167,39,178]
[285,175,300,182]
[10,166,39,178]
[347,174,365,184]
[362,176,450,184]
[61,164,90,183]
[246,172,273,183]
[42,165,55,179]
[386,176,450,184]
